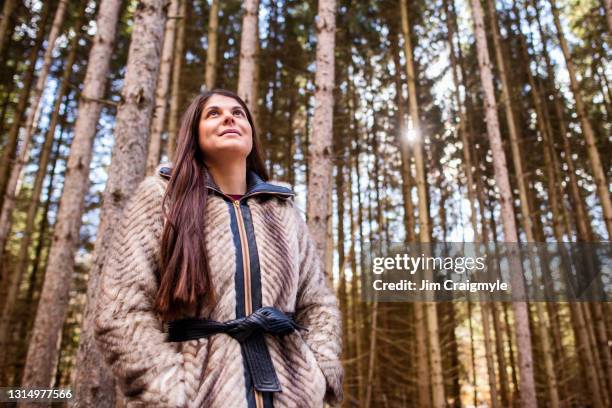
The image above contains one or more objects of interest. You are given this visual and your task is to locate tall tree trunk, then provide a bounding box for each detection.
[529,0,592,242]
[334,149,348,401]
[306,0,335,272]
[443,0,479,241]
[468,0,537,406]
[16,0,123,398]
[237,0,260,112]
[364,300,379,408]
[0,9,84,365]
[0,0,16,56]
[491,302,511,407]
[571,302,606,407]
[466,300,478,405]
[487,1,561,405]
[166,0,185,161]
[11,116,67,386]
[399,1,445,406]
[605,0,612,33]
[349,80,365,403]
[0,0,50,307]
[549,0,612,238]
[364,104,385,408]
[71,2,167,407]
[146,0,179,174]
[390,28,415,244]
[204,0,219,91]
[481,303,500,408]
[0,0,69,258]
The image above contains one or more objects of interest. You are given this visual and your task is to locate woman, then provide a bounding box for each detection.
[94,89,343,408]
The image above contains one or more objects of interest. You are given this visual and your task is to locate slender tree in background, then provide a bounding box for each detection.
[468,0,537,407]
[146,0,179,175]
[0,0,69,259]
[72,1,168,405]
[307,0,336,271]
[237,0,260,112]
[0,0,49,315]
[605,0,612,33]
[0,7,85,369]
[400,1,445,406]
[167,0,185,160]
[485,1,560,405]
[0,3,51,216]
[0,0,16,56]
[16,0,123,396]
[549,0,612,239]
[204,0,219,90]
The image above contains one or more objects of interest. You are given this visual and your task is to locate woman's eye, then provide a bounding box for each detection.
[233,110,244,117]
[208,110,218,117]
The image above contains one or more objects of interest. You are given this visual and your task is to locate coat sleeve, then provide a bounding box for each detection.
[291,205,344,406]
[94,176,187,407]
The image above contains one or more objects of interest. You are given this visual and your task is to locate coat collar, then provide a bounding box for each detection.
[158,165,294,200]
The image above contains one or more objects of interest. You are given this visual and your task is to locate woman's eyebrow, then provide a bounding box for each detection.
[205,105,244,111]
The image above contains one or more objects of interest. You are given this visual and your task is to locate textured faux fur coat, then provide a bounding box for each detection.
[94,166,343,408]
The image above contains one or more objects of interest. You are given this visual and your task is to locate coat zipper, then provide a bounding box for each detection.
[232,200,264,408]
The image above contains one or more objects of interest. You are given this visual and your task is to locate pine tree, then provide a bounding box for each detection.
[17,0,123,396]
[204,0,219,90]
[72,0,168,405]
[468,0,537,406]
[146,0,179,174]
[237,0,260,112]
[549,0,612,239]
[0,0,69,258]
[167,0,186,161]
[0,0,16,56]
[307,0,336,270]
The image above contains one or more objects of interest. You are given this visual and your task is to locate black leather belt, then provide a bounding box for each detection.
[167,307,305,392]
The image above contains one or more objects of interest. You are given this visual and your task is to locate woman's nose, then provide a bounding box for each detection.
[222,110,235,124]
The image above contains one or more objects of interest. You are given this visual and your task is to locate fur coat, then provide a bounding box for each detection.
[94,166,343,408]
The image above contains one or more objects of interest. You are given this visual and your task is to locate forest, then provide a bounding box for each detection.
[0,0,610,407]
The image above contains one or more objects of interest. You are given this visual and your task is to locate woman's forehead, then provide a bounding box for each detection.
[203,94,243,110]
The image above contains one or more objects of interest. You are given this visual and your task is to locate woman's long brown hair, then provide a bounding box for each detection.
[155,89,268,320]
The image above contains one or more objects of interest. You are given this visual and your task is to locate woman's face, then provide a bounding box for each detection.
[198,94,253,165]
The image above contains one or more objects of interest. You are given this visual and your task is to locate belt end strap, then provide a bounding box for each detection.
[243,333,282,392]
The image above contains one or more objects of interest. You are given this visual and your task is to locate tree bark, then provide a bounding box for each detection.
[306,0,335,275]
[468,0,537,406]
[550,0,612,239]
[0,0,50,306]
[487,2,560,406]
[237,0,259,112]
[16,0,123,399]
[390,27,415,244]
[166,0,185,161]
[146,0,179,175]
[0,8,84,367]
[349,79,365,403]
[0,0,68,258]
[204,0,219,90]
[0,0,16,56]
[71,1,167,407]
[443,0,479,241]
[481,303,500,408]
[399,1,445,406]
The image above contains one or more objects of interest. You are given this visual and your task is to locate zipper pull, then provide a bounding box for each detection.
[233,200,240,207]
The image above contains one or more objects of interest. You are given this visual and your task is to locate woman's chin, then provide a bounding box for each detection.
[208,143,252,158]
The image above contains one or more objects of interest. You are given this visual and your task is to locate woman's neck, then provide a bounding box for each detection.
[207,161,247,195]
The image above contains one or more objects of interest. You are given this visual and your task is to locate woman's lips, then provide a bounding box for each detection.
[220,129,241,136]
